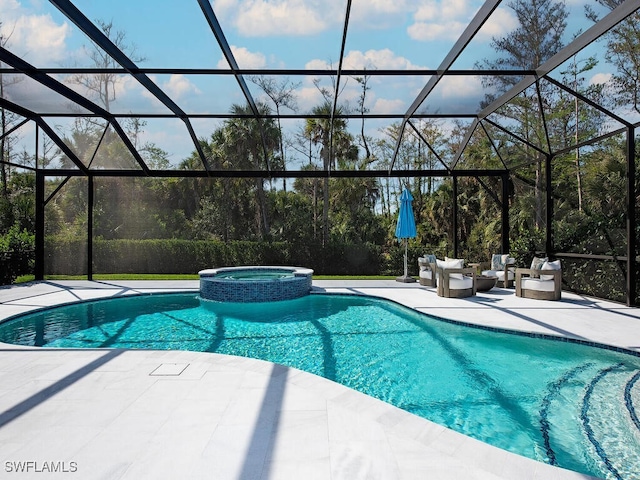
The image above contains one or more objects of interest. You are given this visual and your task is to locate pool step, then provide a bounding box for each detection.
[542,363,640,480]
[539,363,597,473]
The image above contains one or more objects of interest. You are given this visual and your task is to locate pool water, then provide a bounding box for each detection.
[216,270,295,280]
[1,293,639,479]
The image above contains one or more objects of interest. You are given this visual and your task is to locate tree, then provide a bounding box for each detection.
[249,76,300,191]
[64,20,146,170]
[587,1,640,114]
[558,54,601,212]
[304,102,351,245]
[478,0,567,93]
[353,73,373,162]
[0,22,23,218]
[477,0,568,229]
[68,20,144,112]
[222,102,280,238]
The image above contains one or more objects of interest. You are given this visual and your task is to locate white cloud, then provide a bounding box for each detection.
[305,58,334,70]
[372,97,406,114]
[412,0,480,23]
[475,7,518,41]
[112,75,139,104]
[217,46,267,69]
[408,20,467,41]
[408,0,494,42]
[296,85,325,112]
[0,0,20,13]
[359,0,406,15]
[0,11,70,65]
[589,72,612,86]
[413,1,439,21]
[438,75,483,98]
[349,0,408,28]
[307,49,425,71]
[302,49,429,116]
[163,75,202,99]
[343,49,424,70]
[213,0,342,37]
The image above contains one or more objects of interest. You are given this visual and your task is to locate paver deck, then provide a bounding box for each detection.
[1,280,639,479]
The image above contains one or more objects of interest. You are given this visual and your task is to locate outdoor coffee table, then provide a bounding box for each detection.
[475,275,497,292]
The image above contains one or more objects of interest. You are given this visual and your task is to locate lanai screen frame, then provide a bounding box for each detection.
[0,0,638,305]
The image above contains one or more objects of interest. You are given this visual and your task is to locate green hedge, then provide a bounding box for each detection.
[0,225,35,285]
[0,250,34,285]
[28,237,640,304]
[44,238,424,277]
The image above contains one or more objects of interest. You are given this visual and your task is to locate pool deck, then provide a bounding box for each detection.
[1,280,639,479]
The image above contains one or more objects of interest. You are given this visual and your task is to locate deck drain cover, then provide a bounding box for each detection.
[150,363,189,376]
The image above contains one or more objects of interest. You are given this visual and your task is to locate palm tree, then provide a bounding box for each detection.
[304,102,349,245]
[222,102,280,238]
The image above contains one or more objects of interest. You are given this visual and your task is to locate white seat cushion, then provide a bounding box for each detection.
[437,258,465,279]
[482,269,514,281]
[448,276,473,290]
[540,260,561,281]
[419,270,434,280]
[437,258,464,269]
[521,278,556,292]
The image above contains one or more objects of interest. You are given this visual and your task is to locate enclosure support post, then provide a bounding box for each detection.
[626,126,636,307]
[545,154,553,256]
[501,173,509,254]
[35,170,45,280]
[87,175,94,281]
[453,175,459,257]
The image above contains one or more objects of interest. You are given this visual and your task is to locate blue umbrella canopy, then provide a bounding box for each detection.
[395,188,417,282]
[395,188,417,239]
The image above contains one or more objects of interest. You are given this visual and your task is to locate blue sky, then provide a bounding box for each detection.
[0,0,621,167]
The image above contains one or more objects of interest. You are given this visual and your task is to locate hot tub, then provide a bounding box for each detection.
[198,266,314,302]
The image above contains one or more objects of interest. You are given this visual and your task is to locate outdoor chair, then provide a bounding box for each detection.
[436,258,476,298]
[417,254,437,287]
[515,258,562,301]
[481,254,516,288]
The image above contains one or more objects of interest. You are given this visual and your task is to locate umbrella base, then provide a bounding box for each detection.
[396,275,416,283]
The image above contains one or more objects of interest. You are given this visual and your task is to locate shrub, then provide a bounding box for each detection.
[0,224,35,285]
[44,238,396,276]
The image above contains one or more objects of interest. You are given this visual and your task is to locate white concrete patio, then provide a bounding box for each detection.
[1,280,639,479]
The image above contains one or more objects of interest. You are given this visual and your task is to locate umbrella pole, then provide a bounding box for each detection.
[404,240,408,276]
[396,238,416,283]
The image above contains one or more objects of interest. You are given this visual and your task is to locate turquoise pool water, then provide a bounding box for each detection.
[215,270,294,280]
[1,292,639,479]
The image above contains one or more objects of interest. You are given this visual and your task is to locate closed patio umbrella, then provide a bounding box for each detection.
[395,188,417,283]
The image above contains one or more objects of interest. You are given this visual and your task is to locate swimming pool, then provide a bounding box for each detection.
[0,292,638,479]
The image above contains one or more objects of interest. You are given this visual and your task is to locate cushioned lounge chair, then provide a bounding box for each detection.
[436,258,476,298]
[481,254,516,288]
[515,259,562,301]
[418,254,437,287]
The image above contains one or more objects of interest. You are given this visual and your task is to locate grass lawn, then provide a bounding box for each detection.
[15,274,398,283]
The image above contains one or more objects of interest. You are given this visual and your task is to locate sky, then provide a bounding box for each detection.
[0,0,622,168]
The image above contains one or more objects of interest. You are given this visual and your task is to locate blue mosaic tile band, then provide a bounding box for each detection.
[538,362,594,466]
[199,267,313,303]
[312,292,640,360]
[624,370,640,434]
[581,363,626,480]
